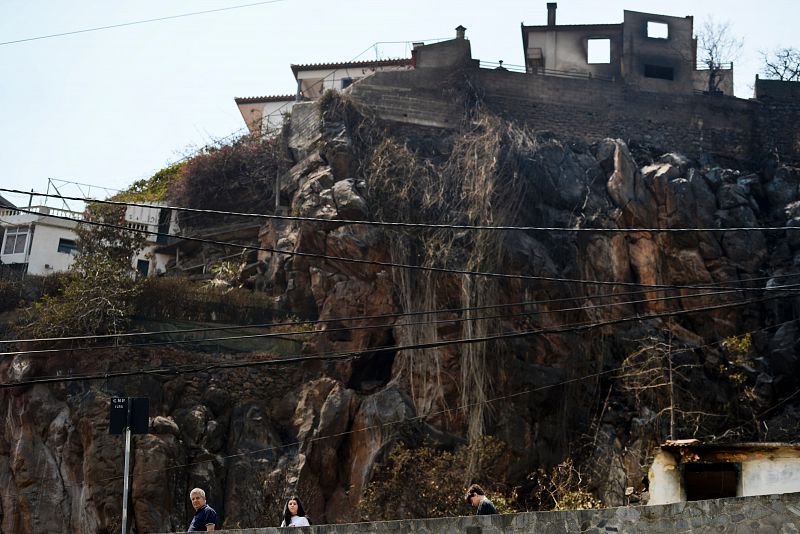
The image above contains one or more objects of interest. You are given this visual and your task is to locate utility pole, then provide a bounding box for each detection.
[121,402,132,534]
[110,397,149,534]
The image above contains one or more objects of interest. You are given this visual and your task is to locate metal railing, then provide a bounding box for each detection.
[696,61,734,71]
[479,61,616,81]
[479,60,527,73]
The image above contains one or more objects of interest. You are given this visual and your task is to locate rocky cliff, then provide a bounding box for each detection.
[2,91,799,532]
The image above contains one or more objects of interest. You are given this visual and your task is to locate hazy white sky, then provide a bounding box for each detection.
[1,1,797,210]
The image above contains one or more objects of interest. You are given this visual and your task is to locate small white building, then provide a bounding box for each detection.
[0,202,178,277]
[0,205,82,276]
[648,439,800,505]
[235,58,413,135]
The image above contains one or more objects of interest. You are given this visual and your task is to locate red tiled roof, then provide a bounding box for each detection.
[290,58,412,75]
[234,95,295,104]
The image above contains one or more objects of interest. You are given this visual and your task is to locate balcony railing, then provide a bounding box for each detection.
[0,205,83,220]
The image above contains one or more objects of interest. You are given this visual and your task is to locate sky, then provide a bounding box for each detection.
[1,0,797,211]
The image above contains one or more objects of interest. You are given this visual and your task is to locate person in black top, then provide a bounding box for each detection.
[465,484,498,515]
[188,488,218,531]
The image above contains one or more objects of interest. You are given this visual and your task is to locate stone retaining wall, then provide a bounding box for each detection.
[157,492,800,533]
[345,66,799,165]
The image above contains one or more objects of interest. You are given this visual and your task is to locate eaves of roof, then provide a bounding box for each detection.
[234,95,295,104]
[290,58,412,76]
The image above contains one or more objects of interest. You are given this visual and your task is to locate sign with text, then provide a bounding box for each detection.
[109,397,149,434]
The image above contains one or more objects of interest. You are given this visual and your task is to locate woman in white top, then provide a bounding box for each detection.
[280,495,310,527]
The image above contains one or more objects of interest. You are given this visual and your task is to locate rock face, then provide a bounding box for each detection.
[2,97,800,532]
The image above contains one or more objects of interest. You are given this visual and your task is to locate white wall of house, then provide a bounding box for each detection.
[741,456,800,497]
[648,446,800,505]
[647,450,684,505]
[1,203,177,277]
[25,222,79,275]
[262,100,294,132]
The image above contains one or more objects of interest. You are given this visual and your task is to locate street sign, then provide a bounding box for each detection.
[109,397,150,434]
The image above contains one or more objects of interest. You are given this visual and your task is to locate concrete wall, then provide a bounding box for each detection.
[742,457,800,497]
[621,10,695,94]
[25,221,78,275]
[693,68,735,96]
[524,24,623,79]
[155,492,800,533]
[756,78,800,163]
[648,450,684,505]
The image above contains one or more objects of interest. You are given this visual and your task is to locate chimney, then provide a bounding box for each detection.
[547,3,557,26]
[455,25,466,39]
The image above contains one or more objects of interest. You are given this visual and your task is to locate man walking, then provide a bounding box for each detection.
[465,484,498,515]
[188,488,218,531]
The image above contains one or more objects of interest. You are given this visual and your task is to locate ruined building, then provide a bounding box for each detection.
[522,3,734,95]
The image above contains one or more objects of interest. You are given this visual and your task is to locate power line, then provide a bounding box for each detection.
[0,1,288,46]
[5,284,799,357]
[8,188,800,234]
[2,317,797,499]
[4,203,790,292]
[3,292,796,389]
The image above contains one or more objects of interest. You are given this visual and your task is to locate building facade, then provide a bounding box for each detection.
[648,440,800,505]
[521,3,734,95]
[0,202,177,278]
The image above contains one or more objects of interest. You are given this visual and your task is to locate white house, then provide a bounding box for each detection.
[648,439,800,505]
[235,58,414,135]
[0,201,178,277]
[0,205,82,276]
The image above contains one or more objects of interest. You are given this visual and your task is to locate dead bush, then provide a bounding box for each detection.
[168,135,288,230]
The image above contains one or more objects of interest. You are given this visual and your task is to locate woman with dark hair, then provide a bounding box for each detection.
[280,495,310,527]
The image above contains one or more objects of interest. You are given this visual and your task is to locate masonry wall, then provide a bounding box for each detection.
[157,492,800,533]
[756,78,800,164]
[349,67,782,164]
[474,69,759,161]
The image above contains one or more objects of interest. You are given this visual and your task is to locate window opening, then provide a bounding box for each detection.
[341,77,353,89]
[683,463,739,501]
[644,64,674,80]
[647,21,669,39]
[136,259,150,277]
[157,208,171,245]
[587,38,611,64]
[57,238,78,255]
[3,226,29,255]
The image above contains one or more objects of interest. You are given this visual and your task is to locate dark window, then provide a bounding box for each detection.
[683,463,739,501]
[57,238,78,255]
[341,77,353,89]
[644,64,674,80]
[647,21,669,39]
[156,208,171,245]
[136,259,150,277]
[3,226,29,255]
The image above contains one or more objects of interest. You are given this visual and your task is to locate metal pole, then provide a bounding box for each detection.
[121,400,132,534]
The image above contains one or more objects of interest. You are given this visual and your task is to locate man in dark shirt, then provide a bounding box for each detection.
[188,488,217,531]
[465,484,498,515]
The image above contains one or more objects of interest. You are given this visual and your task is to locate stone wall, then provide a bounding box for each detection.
[348,66,800,165]
[157,492,800,533]
[756,78,800,165]
[474,69,758,163]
